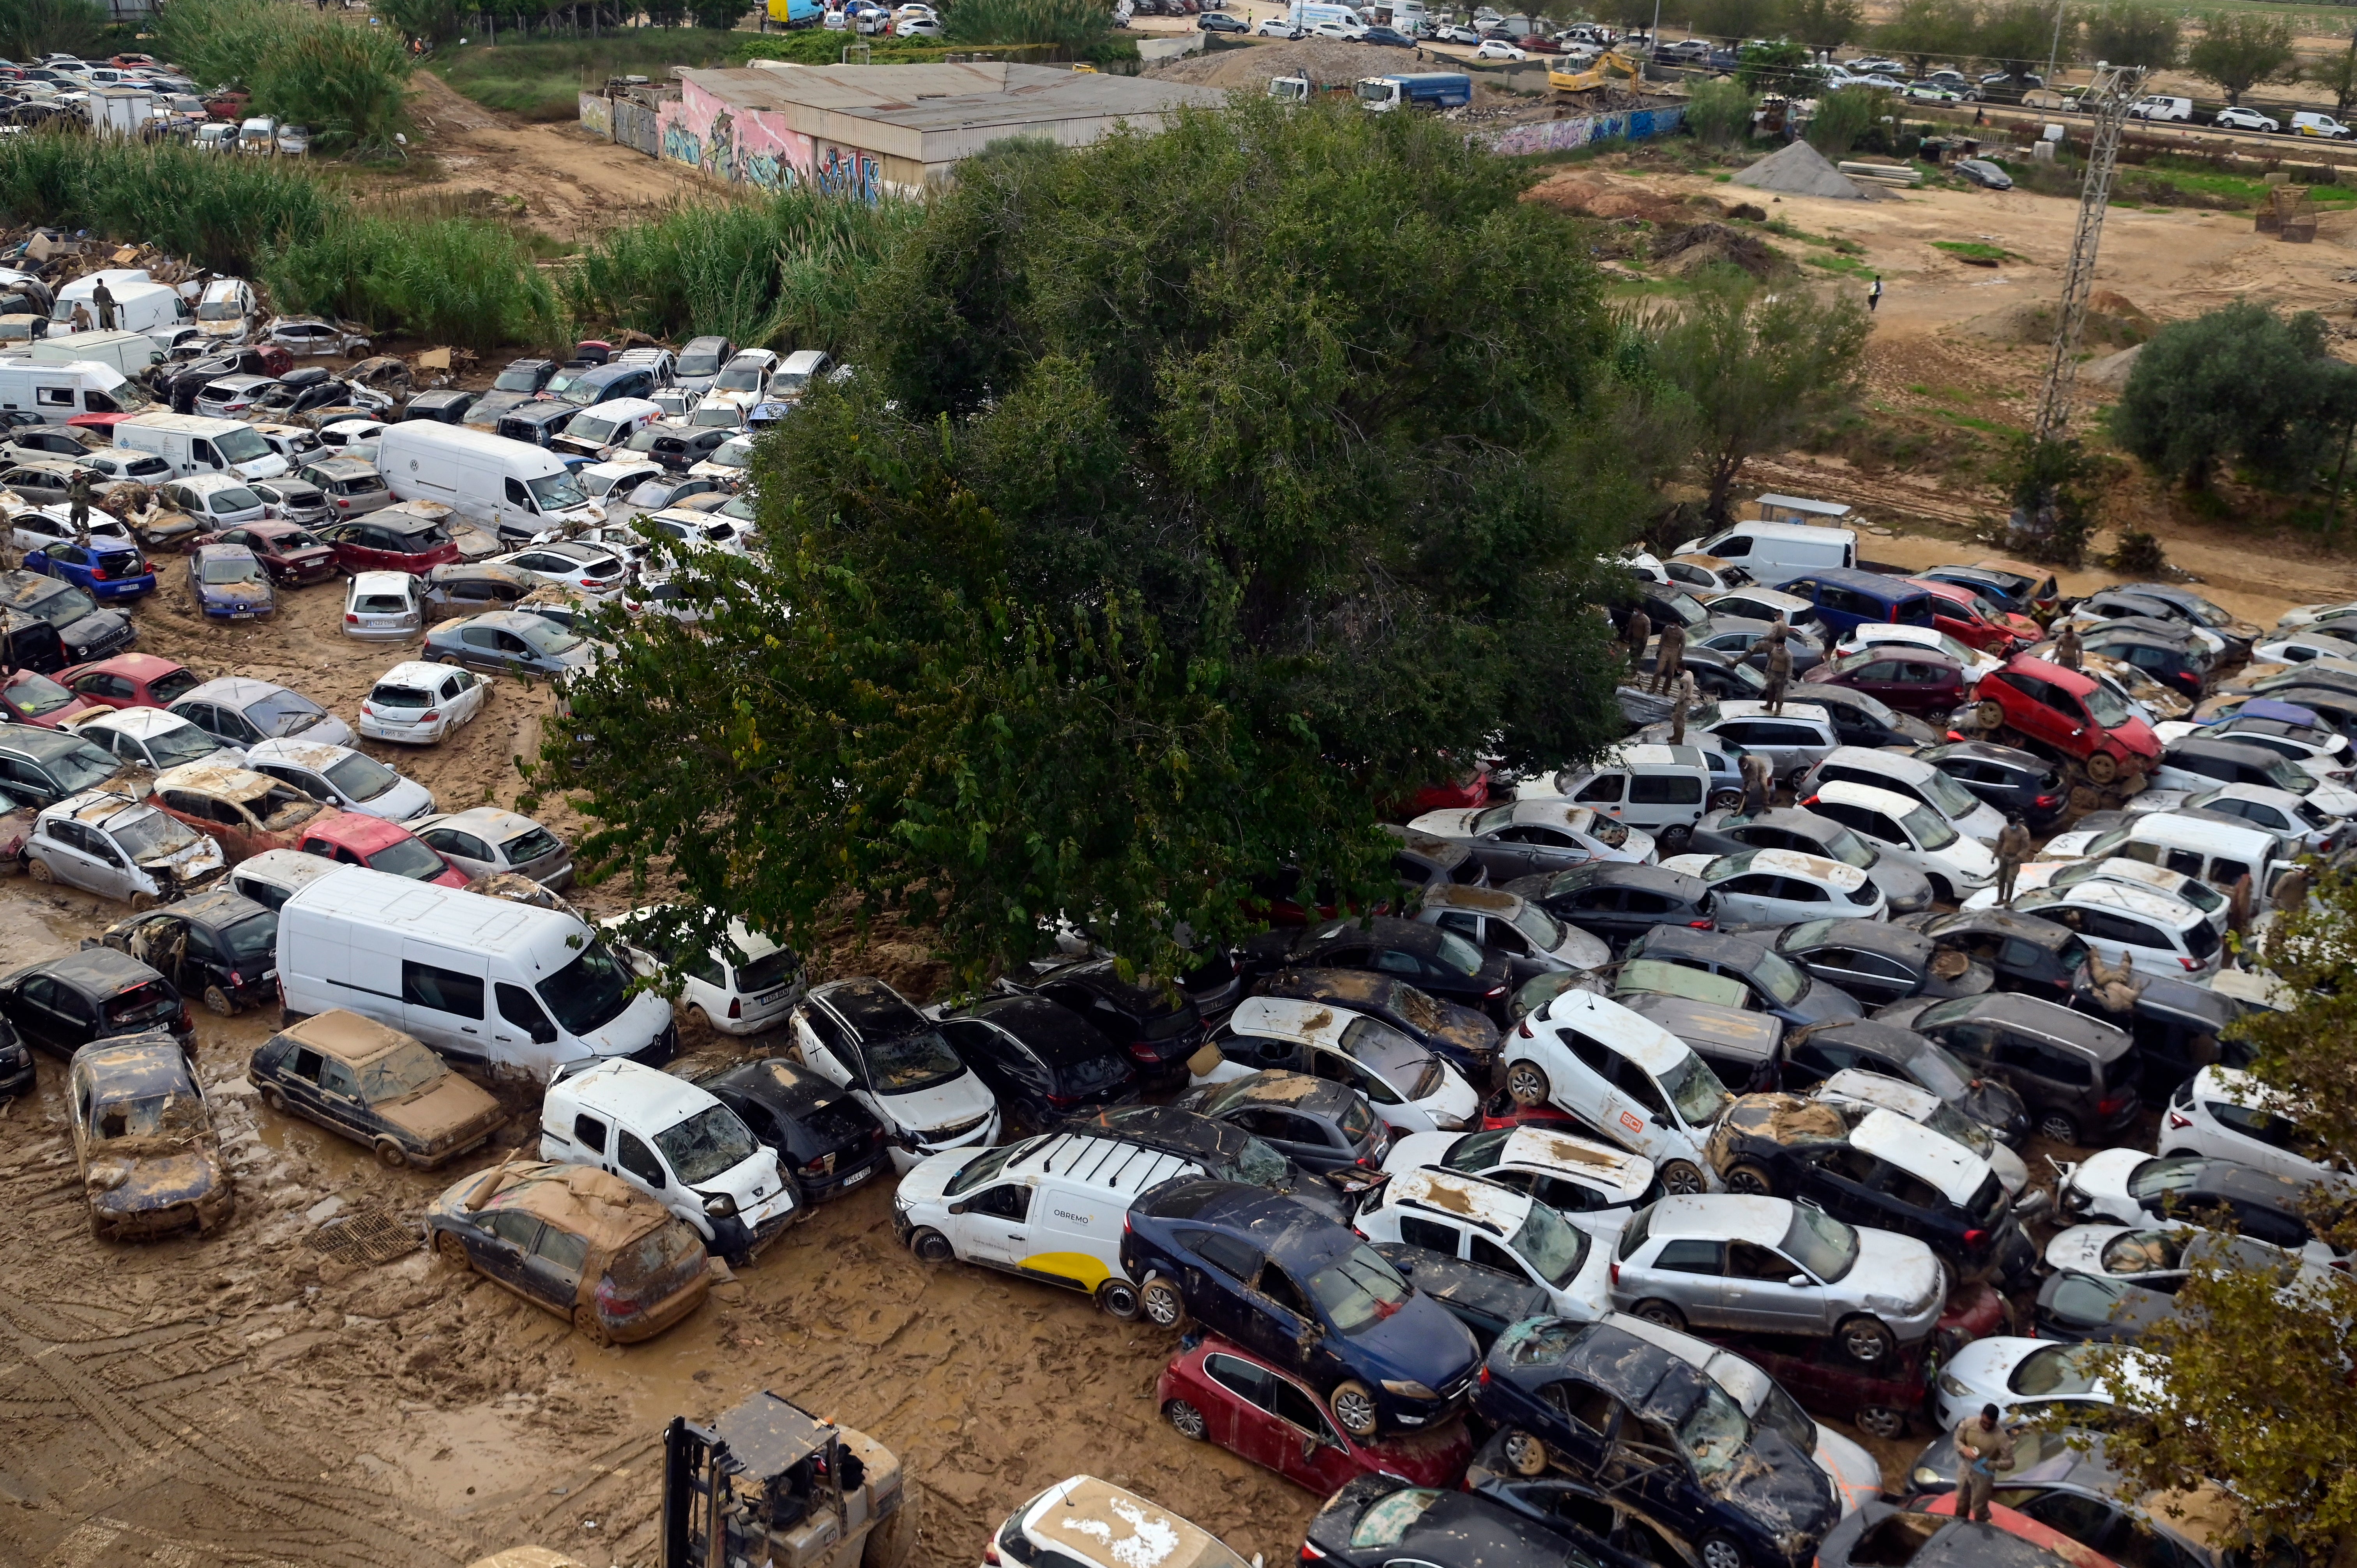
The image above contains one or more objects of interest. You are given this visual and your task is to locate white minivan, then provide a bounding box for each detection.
[1670,520,1856,588]
[26,328,162,377]
[0,358,155,424]
[276,865,678,1079]
[376,421,603,544]
[114,411,290,481]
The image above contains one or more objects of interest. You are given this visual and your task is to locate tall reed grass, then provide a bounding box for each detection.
[0,133,337,272]
[156,0,413,153]
[260,217,564,351]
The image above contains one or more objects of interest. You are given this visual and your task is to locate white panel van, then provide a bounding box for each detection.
[50,269,192,342]
[0,358,156,423]
[275,865,678,1079]
[1671,520,1857,588]
[114,411,290,480]
[375,421,603,544]
[27,328,162,377]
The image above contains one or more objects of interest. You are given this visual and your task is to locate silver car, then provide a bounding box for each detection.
[410,807,574,888]
[1609,1193,1946,1365]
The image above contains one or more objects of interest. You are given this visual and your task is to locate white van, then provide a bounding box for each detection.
[550,396,663,461]
[196,278,256,344]
[892,1130,1202,1317]
[538,1058,798,1260]
[114,411,290,481]
[26,328,161,377]
[2129,95,2193,122]
[375,421,603,544]
[1530,742,1728,846]
[0,358,155,422]
[275,865,678,1079]
[50,269,191,342]
[2292,111,2353,139]
[2039,811,2293,906]
[1670,520,1856,588]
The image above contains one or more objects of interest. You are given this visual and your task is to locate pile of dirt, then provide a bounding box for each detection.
[1655,221,1786,278]
[1523,169,1690,223]
[1147,36,1414,91]
[2088,288,2157,335]
[1729,138,1883,201]
[1960,294,2150,348]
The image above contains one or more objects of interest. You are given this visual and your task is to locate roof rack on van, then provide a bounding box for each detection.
[1752,493,1853,521]
[1019,1133,1192,1192]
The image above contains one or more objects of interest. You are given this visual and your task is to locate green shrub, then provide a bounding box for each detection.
[2111,301,2357,491]
[1684,78,1754,147]
[260,215,562,350]
[0,131,337,272]
[943,0,1114,54]
[733,30,951,64]
[0,0,104,61]
[432,32,742,119]
[156,0,411,152]
[1805,87,1884,157]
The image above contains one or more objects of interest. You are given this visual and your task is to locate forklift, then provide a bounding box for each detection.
[662,1393,916,1568]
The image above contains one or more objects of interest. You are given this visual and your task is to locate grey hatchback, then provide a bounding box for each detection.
[420,611,600,678]
[1876,992,2137,1146]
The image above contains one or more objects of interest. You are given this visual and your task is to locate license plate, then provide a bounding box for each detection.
[230,611,254,620]
[840,1165,872,1188]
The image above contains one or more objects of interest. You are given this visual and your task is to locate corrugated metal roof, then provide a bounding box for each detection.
[686,64,1224,133]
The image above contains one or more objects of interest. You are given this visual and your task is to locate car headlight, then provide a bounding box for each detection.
[1432,1114,1471,1132]
[892,1192,915,1213]
[1938,1373,1971,1397]
[701,1192,738,1219]
[1382,1379,1439,1400]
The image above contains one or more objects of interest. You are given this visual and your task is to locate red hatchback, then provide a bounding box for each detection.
[58,654,202,712]
[317,511,461,577]
[296,814,468,887]
[1,668,98,728]
[1910,578,2040,652]
[1975,656,2160,787]
[1156,1335,1472,1492]
[1811,645,1968,717]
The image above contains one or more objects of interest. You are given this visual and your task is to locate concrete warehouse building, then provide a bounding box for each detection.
[625,62,1228,199]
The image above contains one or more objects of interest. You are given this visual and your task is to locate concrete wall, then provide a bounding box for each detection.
[654,76,908,200]
[578,92,612,139]
[1476,103,1685,156]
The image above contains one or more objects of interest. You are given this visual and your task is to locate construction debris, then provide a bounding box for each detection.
[1730,139,1885,201]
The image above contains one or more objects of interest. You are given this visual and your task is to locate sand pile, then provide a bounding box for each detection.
[1655,221,1786,277]
[1730,139,1883,201]
[1523,170,1690,222]
[1147,36,1416,90]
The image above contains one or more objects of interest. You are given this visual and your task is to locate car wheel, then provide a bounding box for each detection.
[1140,1277,1191,1331]
[572,1303,614,1347]
[1659,1159,1706,1195]
[432,1228,470,1270]
[1838,1314,1896,1366]
[1855,1404,1910,1440]
[1631,1298,1687,1332]
[908,1226,955,1264]
[2085,752,2119,786]
[1329,1380,1380,1439]
[373,1137,409,1169]
[129,890,159,911]
[1709,788,1743,812]
[1974,700,2005,732]
[25,858,52,884]
[194,982,237,1017]
[1095,1278,1142,1320]
[1724,1161,1776,1197]
[2036,1109,2080,1144]
[258,1083,286,1115]
[1657,823,1691,855]
[1699,1533,1748,1568]
[1164,1399,1208,1441]
[1505,1060,1551,1107]
[1503,1429,1549,1476]
[1927,877,1954,906]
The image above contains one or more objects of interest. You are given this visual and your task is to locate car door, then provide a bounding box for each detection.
[1180,1228,1265,1344]
[419,824,496,879]
[522,1220,592,1312]
[468,1206,541,1294]
[1497,825,1594,878]
[1720,1238,1832,1332]
[1549,1026,1635,1141]
[1798,1144,1885,1227]
[10,973,88,1051]
[1193,1350,1259,1455]
[438,669,484,723]
[947,1179,1034,1269]
[1711,872,1785,926]
[1238,1254,1319,1370]
[1839,948,1919,1005]
[1230,1106,1341,1172]
[31,819,110,898]
[1267,1371,1358,1493]
[1642,1237,1728,1327]
[455,622,516,674]
[313,1054,375,1142]
[792,1004,859,1090]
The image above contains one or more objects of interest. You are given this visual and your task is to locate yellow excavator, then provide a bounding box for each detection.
[1546,49,1643,95]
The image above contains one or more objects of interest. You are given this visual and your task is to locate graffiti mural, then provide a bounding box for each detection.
[814,144,882,204]
[578,92,612,139]
[656,76,823,192]
[1476,104,1685,156]
[662,121,703,170]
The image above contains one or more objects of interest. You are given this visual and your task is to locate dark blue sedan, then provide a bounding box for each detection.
[186,542,277,621]
[1120,1178,1481,1439]
[25,537,154,601]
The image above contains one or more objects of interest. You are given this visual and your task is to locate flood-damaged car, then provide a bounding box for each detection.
[96,887,278,1016]
[1,948,195,1057]
[71,1030,234,1240]
[423,1158,714,1345]
[249,1008,505,1168]
[148,761,328,862]
[27,788,225,906]
[1472,1315,1849,1568]
[1252,967,1502,1082]
[990,1476,1254,1568]
[1160,1333,1476,1493]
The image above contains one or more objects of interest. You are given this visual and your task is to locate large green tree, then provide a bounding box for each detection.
[535,102,1643,985]
[2078,0,2179,71]
[2185,11,2298,105]
[1875,0,1975,76]
[1779,0,1864,57]
[2109,302,2357,491]
[1974,0,2058,84]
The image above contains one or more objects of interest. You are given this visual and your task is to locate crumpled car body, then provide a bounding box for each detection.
[71,1031,233,1240]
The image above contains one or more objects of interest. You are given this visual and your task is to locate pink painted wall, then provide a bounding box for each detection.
[654,76,888,201]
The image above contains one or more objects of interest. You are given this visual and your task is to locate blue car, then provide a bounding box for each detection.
[25,537,154,601]
[1120,1178,1481,1439]
[186,542,276,621]
[1474,1317,1844,1568]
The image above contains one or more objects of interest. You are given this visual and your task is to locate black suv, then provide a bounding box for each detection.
[2,569,134,665]
[993,955,1204,1086]
[468,356,557,424]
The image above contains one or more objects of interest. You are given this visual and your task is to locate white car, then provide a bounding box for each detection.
[686,433,756,487]
[2214,107,2279,132]
[2056,1146,2344,1266]
[1904,81,1963,102]
[792,979,1002,1172]
[642,505,753,557]
[492,541,630,600]
[1812,1068,2035,1204]
[411,807,575,888]
[1384,1123,1656,1242]
[2013,879,2221,978]
[1472,38,1525,57]
[69,706,240,774]
[2275,599,2357,630]
[1430,22,1479,42]
[1254,15,1304,34]
[579,459,667,507]
[1933,1339,2161,1430]
[343,570,423,640]
[603,904,807,1034]
[25,789,224,906]
[2043,1221,2329,1296]
[1962,855,2227,935]
[1659,847,1887,927]
[1197,996,1480,1136]
[1833,622,2000,684]
[354,659,491,745]
[9,504,136,555]
[1693,701,1842,780]
[2163,1067,2349,1192]
[316,417,388,451]
[893,15,942,34]
[2154,715,2352,784]
[244,736,435,823]
[1412,883,1611,974]
[1355,1167,1613,1320]
[1503,988,1734,1194]
[2252,637,2349,672]
[1804,778,1996,903]
[1801,746,2007,846]
[2135,782,2350,856]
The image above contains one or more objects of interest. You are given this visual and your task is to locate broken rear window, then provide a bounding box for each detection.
[105,980,178,1027]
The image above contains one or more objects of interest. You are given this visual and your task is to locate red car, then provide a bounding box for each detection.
[296,814,468,887]
[1394,758,1492,818]
[1156,1335,1472,1492]
[203,90,249,121]
[1910,578,2039,652]
[1516,32,1565,50]
[1,668,97,728]
[1704,1281,2003,1440]
[193,521,339,586]
[1974,656,2160,788]
[58,654,201,712]
[316,510,461,577]
[67,413,134,436]
[1811,645,1968,718]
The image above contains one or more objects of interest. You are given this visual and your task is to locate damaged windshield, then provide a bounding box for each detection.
[91,1091,205,1140]
[1308,1244,1413,1333]
[536,940,633,1037]
[867,1026,966,1094]
[654,1104,758,1184]
[1677,1384,1751,1480]
[108,807,199,862]
[359,1040,445,1103]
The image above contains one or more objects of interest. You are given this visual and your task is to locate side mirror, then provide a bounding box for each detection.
[530,1019,557,1045]
[947,1202,967,1216]
[1787,1273,1811,1287]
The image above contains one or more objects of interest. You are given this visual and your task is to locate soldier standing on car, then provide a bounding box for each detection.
[1669,671,1696,744]
[1995,812,2033,903]
[2053,621,2083,671]
[1651,618,1686,694]
[66,466,93,542]
[1762,619,1792,715]
[1621,604,1651,680]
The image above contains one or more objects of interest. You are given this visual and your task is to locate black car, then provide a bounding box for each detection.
[2069,970,2246,1099]
[1783,682,1939,749]
[995,955,1203,1086]
[1238,915,1514,1020]
[1636,643,1771,702]
[0,1012,30,1098]
[933,992,1139,1129]
[697,1056,893,1203]
[1254,967,1500,1080]
[94,890,278,1017]
[1313,1472,1645,1568]
[1507,862,1716,951]
[1818,1501,2076,1568]
[1771,918,1993,1008]
[469,356,557,424]
[2161,736,2323,798]
[1897,909,2090,998]
[1472,1317,1843,1568]
[1465,1429,1722,1568]
[403,388,477,424]
[1686,806,1933,915]
[1918,741,2069,829]
[620,422,736,472]
[1879,992,2139,1147]
[1074,1101,1356,1219]
[0,948,193,1057]
[0,726,128,808]
[496,401,578,448]
[1622,926,1862,1027]
[1120,1179,1481,1437]
[1383,822,1487,893]
[1372,1243,1556,1351]
[1361,23,1413,42]
[4,606,66,675]
[251,369,352,417]
[1174,1069,1389,1174]
[1780,1018,2030,1144]
[2078,623,2210,699]
[1704,1093,2035,1282]
[2031,1271,2186,1344]
[2,569,135,666]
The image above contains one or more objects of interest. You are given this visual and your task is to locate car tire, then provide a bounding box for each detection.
[2036,1109,2079,1144]
[432,1228,470,1270]
[1974,700,2004,732]
[1140,1277,1191,1332]
[1631,1298,1687,1332]
[1505,1060,1551,1107]
[1709,788,1743,812]
[1096,1278,1142,1320]
[1657,823,1691,855]
[861,1489,919,1568]
[1502,1428,1549,1475]
[908,1226,955,1264]
[1837,1314,1896,1366]
[1724,1161,1776,1197]
[572,1303,614,1347]
[259,1084,286,1114]
[372,1137,410,1169]
[2086,752,2118,786]
[1855,1404,1910,1440]
[1698,1533,1749,1568]
[1329,1380,1380,1439]
[25,858,52,884]
[201,984,235,1017]
[1659,1159,1706,1195]
[129,891,158,911]
[1927,876,1954,906]
[1164,1399,1209,1440]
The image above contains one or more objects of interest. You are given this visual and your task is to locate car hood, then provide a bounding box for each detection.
[141,832,225,889]
[877,1067,996,1137]
[1849,1226,1942,1314]
[2065,1146,2150,1218]
[1935,834,1999,880]
[2111,716,2163,761]
[1812,1423,1882,1517]
[577,990,676,1060]
[354,775,436,823]
[1942,1332,2044,1395]
[200,577,272,609]
[1548,924,1613,971]
[1711,1425,1842,1556]
[1958,1076,2027,1140]
[84,1145,225,1213]
[1986,1139,2030,1197]
[377,1075,504,1146]
[1348,1287,1482,1391]
[898,1145,988,1209]
[698,1144,795,1227]
[1416,1065,1483,1128]
[1785,974,1862,1025]
[1951,800,2007,845]
[1433,1003,1500,1061]
[2043,1223,2128,1276]
[59,606,131,645]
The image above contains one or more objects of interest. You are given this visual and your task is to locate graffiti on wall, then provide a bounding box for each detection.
[654,77,891,201]
[1476,104,1686,156]
[578,92,612,139]
[814,144,882,203]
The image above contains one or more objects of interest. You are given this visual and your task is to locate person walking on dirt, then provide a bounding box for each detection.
[91,278,117,332]
[1621,605,1651,681]
[1650,620,1686,695]
[1762,619,1792,715]
[1995,812,2033,904]
[66,466,93,543]
[1954,1406,2016,1524]
[1868,275,1883,313]
[2053,621,2083,671]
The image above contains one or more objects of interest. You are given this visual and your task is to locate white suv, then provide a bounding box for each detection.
[1802,778,1996,904]
[1800,746,2007,846]
[2011,880,2222,978]
[1502,988,1735,1195]
[2163,1067,2349,1192]
[1354,1166,1612,1320]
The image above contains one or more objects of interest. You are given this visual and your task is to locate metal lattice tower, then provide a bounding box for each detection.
[2032,62,2150,443]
